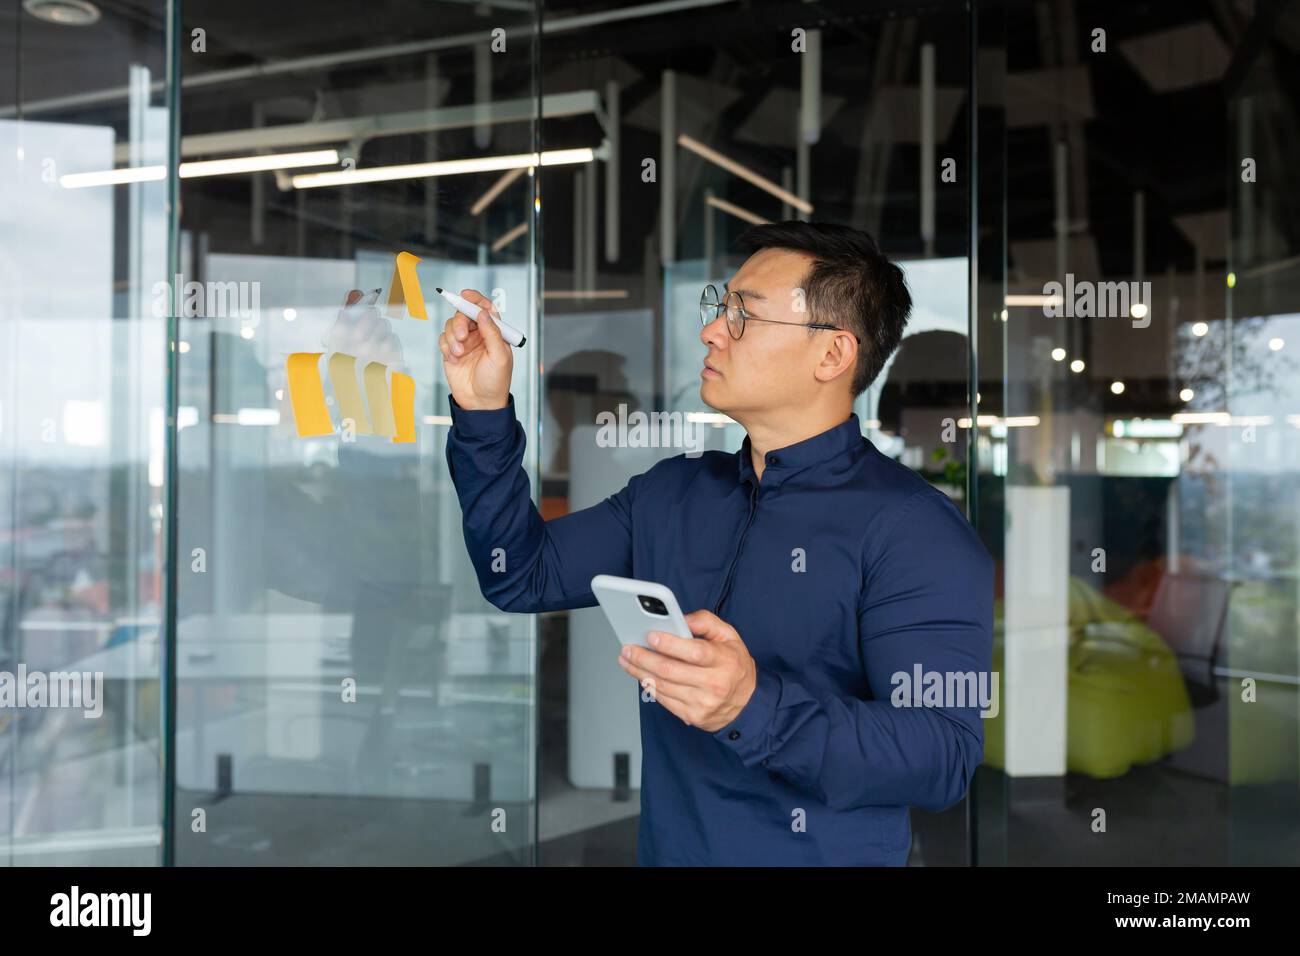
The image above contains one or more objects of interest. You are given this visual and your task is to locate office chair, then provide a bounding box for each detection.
[1144,571,1236,708]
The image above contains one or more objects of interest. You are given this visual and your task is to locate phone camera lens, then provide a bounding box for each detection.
[638,595,668,616]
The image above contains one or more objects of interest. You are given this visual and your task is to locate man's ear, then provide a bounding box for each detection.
[813,330,858,386]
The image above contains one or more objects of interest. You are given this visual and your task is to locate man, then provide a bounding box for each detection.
[438,220,994,866]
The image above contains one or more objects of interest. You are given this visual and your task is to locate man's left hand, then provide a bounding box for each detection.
[617,609,757,733]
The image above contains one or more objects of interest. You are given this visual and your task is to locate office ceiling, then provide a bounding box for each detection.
[4,0,1298,315]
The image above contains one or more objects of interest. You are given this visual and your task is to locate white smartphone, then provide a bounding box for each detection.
[590,574,693,648]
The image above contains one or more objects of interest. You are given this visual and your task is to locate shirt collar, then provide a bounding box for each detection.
[736,413,865,490]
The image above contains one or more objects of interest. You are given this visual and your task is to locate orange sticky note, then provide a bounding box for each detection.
[286,352,333,437]
[328,352,372,434]
[385,251,427,320]
[390,371,416,443]
[363,362,397,438]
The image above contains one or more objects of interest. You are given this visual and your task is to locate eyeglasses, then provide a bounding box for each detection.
[699,284,859,342]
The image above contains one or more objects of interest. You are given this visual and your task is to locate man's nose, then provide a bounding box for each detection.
[700,313,729,348]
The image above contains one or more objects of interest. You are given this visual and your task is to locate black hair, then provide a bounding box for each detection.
[733,220,912,397]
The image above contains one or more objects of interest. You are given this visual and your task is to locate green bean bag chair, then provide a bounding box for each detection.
[982,577,1195,778]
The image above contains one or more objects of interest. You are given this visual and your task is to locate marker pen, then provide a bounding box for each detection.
[434,287,527,347]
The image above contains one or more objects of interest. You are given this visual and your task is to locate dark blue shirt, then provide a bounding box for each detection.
[445,393,994,865]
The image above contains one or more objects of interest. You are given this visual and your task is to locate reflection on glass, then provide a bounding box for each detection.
[539,3,972,866]
[0,1,171,865]
[170,2,540,865]
[976,0,1300,866]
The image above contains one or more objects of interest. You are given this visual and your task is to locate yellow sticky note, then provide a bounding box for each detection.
[363,361,397,438]
[328,353,372,434]
[390,371,416,443]
[385,251,427,320]
[286,352,333,437]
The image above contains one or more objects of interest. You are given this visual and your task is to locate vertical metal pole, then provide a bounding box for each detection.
[161,0,183,868]
[1134,189,1145,288]
[474,6,492,150]
[125,61,149,840]
[801,26,821,145]
[251,102,264,245]
[796,108,810,220]
[921,43,936,257]
[425,53,440,243]
[1238,97,1253,265]
[660,69,676,265]
[704,187,715,282]
[584,151,597,289]
[573,167,585,289]
[965,0,980,870]
[1054,138,1067,281]
[527,0,543,866]
[605,79,620,263]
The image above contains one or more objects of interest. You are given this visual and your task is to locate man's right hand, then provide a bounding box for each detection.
[438,289,512,410]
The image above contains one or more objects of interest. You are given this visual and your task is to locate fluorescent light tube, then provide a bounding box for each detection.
[61,149,341,188]
[179,149,339,178]
[292,147,595,189]
[677,133,812,214]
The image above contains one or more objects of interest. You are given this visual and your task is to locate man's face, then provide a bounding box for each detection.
[699,248,832,417]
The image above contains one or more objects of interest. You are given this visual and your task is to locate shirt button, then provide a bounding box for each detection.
[768,455,778,465]
[761,758,769,766]
[728,730,741,741]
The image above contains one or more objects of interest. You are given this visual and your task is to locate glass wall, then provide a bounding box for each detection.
[974,0,1300,865]
[0,0,174,865]
[169,1,541,864]
[535,0,975,865]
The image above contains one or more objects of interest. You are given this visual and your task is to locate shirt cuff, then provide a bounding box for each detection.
[448,392,517,438]
[713,665,781,767]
